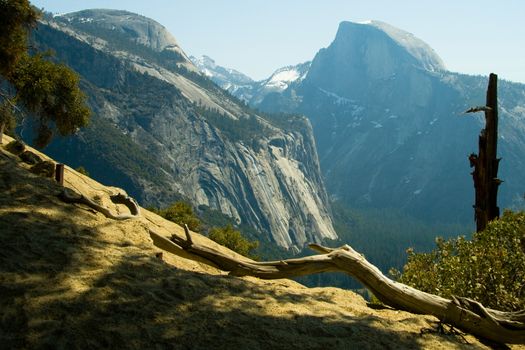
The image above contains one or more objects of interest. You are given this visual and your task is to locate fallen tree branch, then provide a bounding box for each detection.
[149,227,525,345]
[59,188,140,220]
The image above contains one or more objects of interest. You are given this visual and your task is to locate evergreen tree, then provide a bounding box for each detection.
[0,0,90,147]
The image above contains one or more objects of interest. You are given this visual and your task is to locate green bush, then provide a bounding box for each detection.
[395,210,525,311]
[154,201,201,232]
[75,166,89,176]
[208,224,259,259]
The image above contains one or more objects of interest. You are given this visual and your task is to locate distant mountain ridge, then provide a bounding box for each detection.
[58,9,195,70]
[190,55,310,105]
[194,20,525,228]
[31,9,338,249]
[190,55,254,87]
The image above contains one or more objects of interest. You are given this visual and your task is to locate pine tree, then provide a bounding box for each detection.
[0,0,90,147]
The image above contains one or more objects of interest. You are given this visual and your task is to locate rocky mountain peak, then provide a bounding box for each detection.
[303,20,445,102]
[260,61,311,93]
[335,20,445,73]
[59,9,192,63]
[190,55,254,85]
[191,55,218,70]
[255,18,525,231]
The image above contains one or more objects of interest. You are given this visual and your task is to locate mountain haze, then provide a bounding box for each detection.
[205,20,525,227]
[30,9,337,249]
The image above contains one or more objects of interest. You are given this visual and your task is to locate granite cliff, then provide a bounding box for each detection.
[30,10,337,249]
[254,21,525,226]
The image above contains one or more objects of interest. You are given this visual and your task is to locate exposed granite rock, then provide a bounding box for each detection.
[32,11,337,249]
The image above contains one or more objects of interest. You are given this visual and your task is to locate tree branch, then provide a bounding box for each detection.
[149,228,525,345]
[59,188,140,220]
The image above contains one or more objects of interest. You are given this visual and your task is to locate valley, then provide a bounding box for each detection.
[19,9,525,285]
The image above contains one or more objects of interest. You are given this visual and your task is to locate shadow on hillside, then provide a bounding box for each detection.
[0,152,469,349]
[8,250,472,350]
[0,151,115,348]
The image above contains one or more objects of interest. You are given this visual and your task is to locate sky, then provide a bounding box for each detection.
[31,0,525,83]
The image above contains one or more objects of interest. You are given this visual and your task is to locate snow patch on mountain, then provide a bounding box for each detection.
[261,62,311,93]
[319,88,354,105]
[190,55,254,85]
[190,55,311,105]
[266,68,301,90]
[190,55,256,99]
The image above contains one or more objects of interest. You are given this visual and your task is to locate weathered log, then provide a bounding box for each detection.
[59,188,140,220]
[149,226,525,345]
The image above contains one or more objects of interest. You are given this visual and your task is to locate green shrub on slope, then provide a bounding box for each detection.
[152,201,201,233]
[208,224,259,259]
[395,210,525,311]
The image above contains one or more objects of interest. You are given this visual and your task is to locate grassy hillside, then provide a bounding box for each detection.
[0,135,506,349]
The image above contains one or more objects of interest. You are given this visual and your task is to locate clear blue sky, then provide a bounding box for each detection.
[31,0,525,83]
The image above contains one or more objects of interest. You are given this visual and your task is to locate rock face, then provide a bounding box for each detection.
[253,21,525,225]
[60,9,192,64]
[32,10,337,249]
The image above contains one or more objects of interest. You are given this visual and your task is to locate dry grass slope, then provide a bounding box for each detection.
[1,135,521,349]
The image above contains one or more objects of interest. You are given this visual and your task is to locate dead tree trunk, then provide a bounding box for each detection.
[467,73,501,232]
[0,121,4,145]
[149,227,525,345]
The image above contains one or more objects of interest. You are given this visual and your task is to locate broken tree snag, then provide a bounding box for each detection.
[150,228,525,345]
[59,188,141,220]
[466,73,501,232]
[55,163,64,185]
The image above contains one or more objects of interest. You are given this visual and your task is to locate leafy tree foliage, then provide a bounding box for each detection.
[151,201,260,259]
[152,201,201,233]
[74,166,89,176]
[395,210,525,311]
[197,204,288,260]
[208,224,259,259]
[0,0,38,77]
[0,0,90,147]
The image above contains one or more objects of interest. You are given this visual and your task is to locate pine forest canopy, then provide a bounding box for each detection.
[0,0,90,147]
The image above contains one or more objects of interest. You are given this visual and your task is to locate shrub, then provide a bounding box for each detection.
[395,210,525,311]
[75,166,89,176]
[154,201,201,232]
[208,224,259,259]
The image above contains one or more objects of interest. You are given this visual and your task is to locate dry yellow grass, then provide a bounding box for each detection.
[1,135,522,349]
